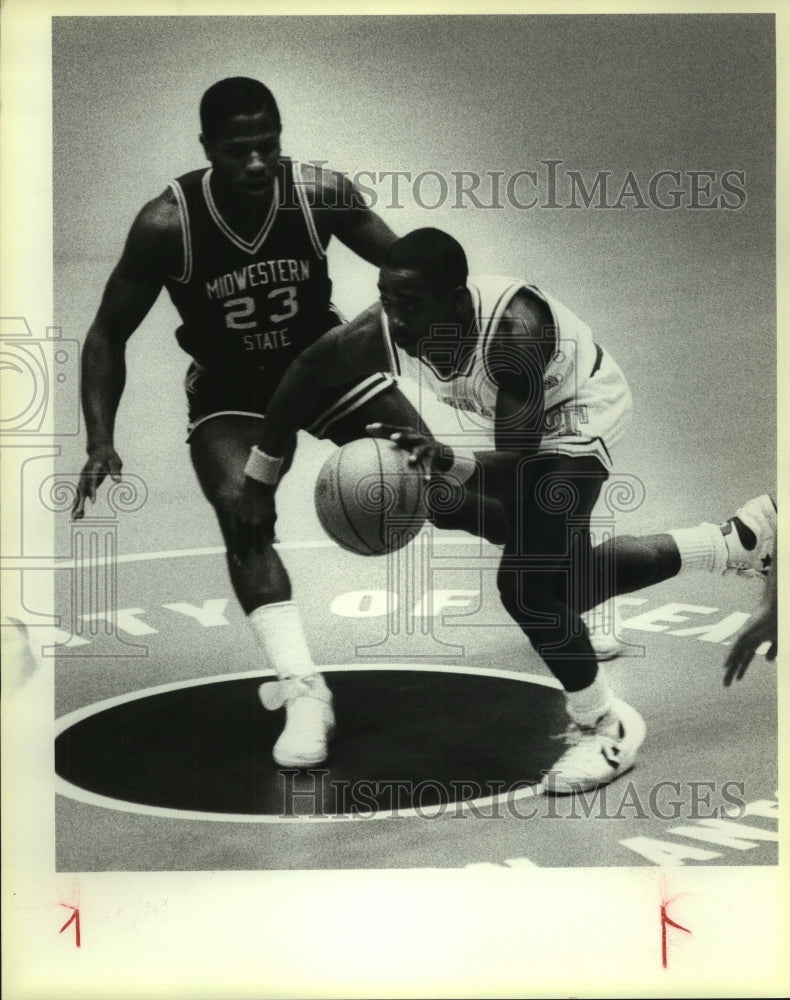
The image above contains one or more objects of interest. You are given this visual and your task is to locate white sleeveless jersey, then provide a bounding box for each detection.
[381,275,600,446]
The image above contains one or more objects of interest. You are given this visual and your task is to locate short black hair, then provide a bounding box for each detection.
[200,77,281,140]
[383,228,468,298]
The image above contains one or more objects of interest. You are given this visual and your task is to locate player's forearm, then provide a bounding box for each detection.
[81,328,127,451]
[760,547,778,638]
[426,448,527,521]
[336,212,397,266]
[435,447,536,503]
[473,449,533,499]
[330,174,397,265]
[257,355,326,459]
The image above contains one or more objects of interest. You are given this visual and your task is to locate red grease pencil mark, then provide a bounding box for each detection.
[59,905,81,947]
[660,886,690,968]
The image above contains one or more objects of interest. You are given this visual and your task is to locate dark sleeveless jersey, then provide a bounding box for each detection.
[164,158,334,394]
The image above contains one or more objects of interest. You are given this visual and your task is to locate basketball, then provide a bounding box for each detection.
[314,438,427,556]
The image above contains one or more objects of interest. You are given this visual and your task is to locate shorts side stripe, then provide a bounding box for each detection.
[537,437,613,469]
[186,410,265,442]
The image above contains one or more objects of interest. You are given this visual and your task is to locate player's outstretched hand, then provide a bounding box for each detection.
[72,446,123,519]
[366,422,442,481]
[723,605,778,686]
[230,478,277,563]
[723,549,777,686]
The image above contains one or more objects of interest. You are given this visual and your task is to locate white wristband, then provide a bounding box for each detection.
[447,451,476,483]
[244,446,283,485]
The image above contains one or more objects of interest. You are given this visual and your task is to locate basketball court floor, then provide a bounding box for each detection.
[47,400,778,872]
[9,10,780,875]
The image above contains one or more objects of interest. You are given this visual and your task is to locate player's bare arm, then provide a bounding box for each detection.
[229,306,388,556]
[304,164,397,266]
[471,290,551,499]
[72,193,181,518]
[256,304,387,461]
[377,290,550,504]
[723,548,778,685]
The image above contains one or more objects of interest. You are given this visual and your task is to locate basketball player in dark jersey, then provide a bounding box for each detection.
[72,77,427,769]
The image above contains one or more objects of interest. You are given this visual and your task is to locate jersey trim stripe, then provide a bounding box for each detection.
[537,436,613,469]
[479,280,522,383]
[470,282,485,375]
[470,282,483,335]
[168,180,193,284]
[380,312,402,376]
[590,343,604,377]
[526,284,561,340]
[482,284,516,339]
[305,373,396,438]
[294,162,326,261]
[201,169,280,255]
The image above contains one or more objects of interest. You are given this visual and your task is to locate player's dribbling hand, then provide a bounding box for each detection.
[366,422,444,481]
[72,446,123,519]
[230,478,277,562]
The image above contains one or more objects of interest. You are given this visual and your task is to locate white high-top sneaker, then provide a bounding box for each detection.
[259,673,335,768]
[721,495,776,578]
[542,698,646,794]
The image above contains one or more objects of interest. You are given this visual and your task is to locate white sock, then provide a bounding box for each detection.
[565,669,615,728]
[668,522,727,575]
[248,601,316,679]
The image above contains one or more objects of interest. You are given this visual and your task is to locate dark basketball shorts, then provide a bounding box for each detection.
[184,362,395,443]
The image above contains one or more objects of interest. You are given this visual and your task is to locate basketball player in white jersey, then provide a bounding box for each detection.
[72,78,434,770]
[248,228,776,792]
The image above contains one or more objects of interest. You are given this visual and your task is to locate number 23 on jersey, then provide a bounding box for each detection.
[224,286,298,330]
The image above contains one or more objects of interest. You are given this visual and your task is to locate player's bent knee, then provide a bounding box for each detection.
[209,481,245,519]
[497,571,563,636]
[496,572,539,622]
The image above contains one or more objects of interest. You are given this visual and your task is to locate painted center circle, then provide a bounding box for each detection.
[55,668,566,817]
